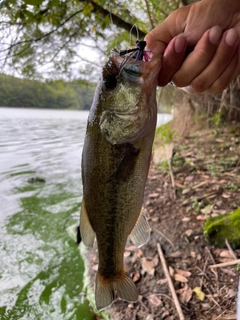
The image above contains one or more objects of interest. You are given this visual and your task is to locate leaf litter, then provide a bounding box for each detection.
[84,125,240,320]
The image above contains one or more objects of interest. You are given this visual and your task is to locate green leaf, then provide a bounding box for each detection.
[83,3,94,16]
[24,0,43,5]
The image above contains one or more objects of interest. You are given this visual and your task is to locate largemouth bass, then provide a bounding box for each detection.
[80,48,161,311]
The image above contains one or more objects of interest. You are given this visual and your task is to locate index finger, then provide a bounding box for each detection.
[145,32,167,56]
[157,34,187,86]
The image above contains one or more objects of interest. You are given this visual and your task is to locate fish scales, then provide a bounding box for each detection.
[80,49,161,311]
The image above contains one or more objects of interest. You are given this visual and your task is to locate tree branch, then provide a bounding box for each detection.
[144,0,155,29]
[81,0,147,39]
[0,9,84,54]
[75,53,102,68]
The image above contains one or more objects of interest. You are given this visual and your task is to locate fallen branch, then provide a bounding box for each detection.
[154,228,174,248]
[182,192,217,205]
[209,259,240,269]
[225,239,237,260]
[157,243,185,320]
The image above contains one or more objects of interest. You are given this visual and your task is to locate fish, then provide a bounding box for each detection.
[80,48,161,311]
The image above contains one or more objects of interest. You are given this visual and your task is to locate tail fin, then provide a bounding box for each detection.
[95,272,138,311]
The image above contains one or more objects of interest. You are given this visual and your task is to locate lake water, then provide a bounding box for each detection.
[0,107,172,320]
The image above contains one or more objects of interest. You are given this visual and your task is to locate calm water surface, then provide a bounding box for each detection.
[0,107,172,320]
[0,108,94,320]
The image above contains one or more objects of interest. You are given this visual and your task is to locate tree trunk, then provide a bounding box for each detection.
[219,77,240,122]
[189,76,240,125]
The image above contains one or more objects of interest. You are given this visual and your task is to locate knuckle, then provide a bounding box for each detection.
[191,77,208,93]
[172,74,187,87]
[195,48,209,63]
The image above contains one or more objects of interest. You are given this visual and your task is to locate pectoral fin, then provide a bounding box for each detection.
[116,144,140,181]
[80,197,96,249]
[130,209,150,248]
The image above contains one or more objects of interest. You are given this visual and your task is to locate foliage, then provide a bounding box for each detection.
[0,73,96,109]
[1,0,240,121]
[0,0,184,78]
[204,207,240,248]
[155,122,176,144]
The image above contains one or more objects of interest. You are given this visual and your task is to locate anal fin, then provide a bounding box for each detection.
[80,197,96,249]
[76,225,81,244]
[66,224,82,244]
[130,209,150,248]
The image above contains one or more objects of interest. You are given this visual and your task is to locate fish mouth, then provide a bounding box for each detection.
[109,49,144,82]
[108,48,161,87]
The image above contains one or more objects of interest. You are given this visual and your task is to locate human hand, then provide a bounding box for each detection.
[145,0,240,94]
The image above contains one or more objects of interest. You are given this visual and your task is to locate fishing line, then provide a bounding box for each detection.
[119,40,149,67]
[118,51,136,75]
[107,0,117,49]
[129,24,139,46]
[108,1,114,28]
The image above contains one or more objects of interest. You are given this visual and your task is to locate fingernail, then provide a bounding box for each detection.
[174,34,186,53]
[225,29,238,46]
[209,26,222,45]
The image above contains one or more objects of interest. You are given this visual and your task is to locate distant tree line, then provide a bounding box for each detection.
[0,74,96,110]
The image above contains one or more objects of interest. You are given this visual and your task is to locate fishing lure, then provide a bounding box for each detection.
[120,40,150,62]
[118,40,151,75]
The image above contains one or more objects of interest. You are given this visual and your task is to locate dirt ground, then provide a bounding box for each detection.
[88,124,240,320]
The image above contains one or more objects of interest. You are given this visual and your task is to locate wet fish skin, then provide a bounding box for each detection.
[80,49,161,311]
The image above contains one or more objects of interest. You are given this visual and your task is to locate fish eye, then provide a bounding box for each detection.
[104,74,117,89]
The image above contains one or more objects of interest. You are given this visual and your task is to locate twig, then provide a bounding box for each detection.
[213,311,236,320]
[181,192,217,205]
[225,239,237,260]
[147,292,174,303]
[200,256,209,290]
[205,246,219,294]
[157,243,185,320]
[168,159,176,199]
[213,313,225,320]
[209,259,240,269]
[0,9,84,53]
[206,294,221,308]
[138,299,150,312]
[154,228,174,248]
